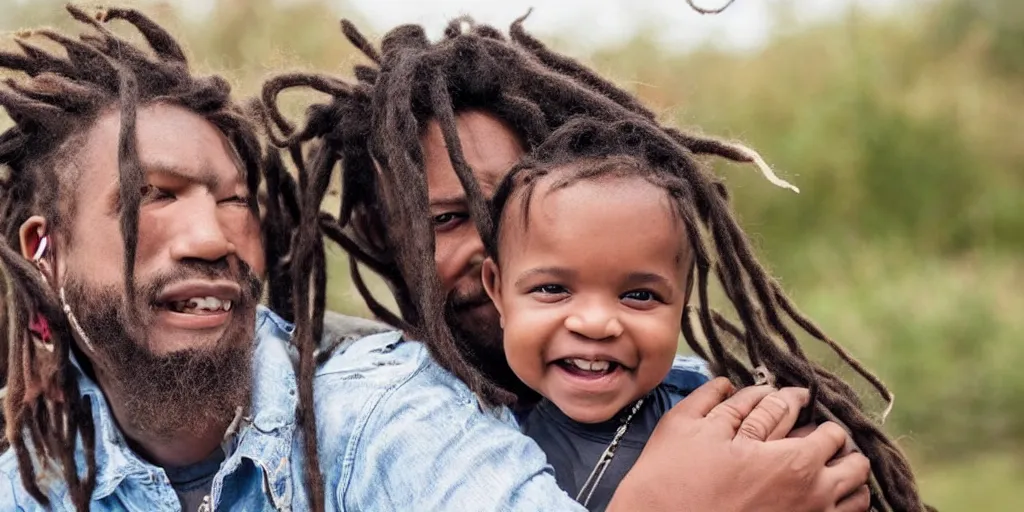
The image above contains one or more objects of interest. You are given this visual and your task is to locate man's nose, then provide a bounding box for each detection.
[168,199,234,262]
[455,229,486,277]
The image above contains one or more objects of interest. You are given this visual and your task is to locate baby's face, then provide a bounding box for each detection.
[483,174,692,423]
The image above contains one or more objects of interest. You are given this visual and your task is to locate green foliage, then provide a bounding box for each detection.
[3,1,1021,508]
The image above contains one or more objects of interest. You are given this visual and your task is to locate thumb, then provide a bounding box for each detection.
[737,387,810,441]
[665,377,735,419]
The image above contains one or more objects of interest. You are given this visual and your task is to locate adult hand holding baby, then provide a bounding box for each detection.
[608,378,871,512]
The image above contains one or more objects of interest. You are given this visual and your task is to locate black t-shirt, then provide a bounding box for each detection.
[519,386,674,512]
[518,366,709,512]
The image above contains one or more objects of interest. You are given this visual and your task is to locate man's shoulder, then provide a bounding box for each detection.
[309,329,507,488]
[320,310,395,351]
[256,306,399,368]
[0,448,19,489]
[312,327,484,419]
[671,354,712,378]
[315,329,427,381]
[0,449,54,510]
[255,306,460,418]
[663,354,712,403]
[311,325,477,421]
[309,333,556,511]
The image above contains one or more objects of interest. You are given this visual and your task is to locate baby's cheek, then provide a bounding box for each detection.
[502,323,546,388]
[637,326,682,378]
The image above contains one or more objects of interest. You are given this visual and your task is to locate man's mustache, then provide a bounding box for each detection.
[137,259,262,305]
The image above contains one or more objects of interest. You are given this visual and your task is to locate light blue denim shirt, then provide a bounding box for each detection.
[0,306,710,511]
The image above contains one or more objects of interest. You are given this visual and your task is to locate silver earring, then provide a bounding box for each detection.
[59,287,96,353]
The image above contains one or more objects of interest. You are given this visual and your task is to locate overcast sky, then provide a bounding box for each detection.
[338,0,904,51]
[4,0,910,52]
[154,0,907,51]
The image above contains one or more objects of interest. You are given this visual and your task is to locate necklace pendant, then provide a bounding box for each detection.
[575,397,647,507]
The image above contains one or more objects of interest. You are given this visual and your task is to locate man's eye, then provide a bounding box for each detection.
[433,212,467,230]
[141,185,173,201]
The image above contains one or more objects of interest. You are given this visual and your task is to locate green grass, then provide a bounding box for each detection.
[918,454,1024,511]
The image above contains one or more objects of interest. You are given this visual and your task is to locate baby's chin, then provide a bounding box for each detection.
[562,405,626,424]
[552,394,637,424]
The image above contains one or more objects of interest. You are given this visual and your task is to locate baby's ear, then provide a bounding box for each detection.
[481,257,505,324]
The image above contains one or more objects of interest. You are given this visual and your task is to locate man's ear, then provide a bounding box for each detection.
[19,216,48,261]
[481,257,505,327]
[19,215,61,287]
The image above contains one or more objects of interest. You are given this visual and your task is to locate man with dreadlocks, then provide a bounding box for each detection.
[259,12,916,512]
[0,6,402,512]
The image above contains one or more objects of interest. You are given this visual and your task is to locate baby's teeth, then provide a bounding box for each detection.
[567,358,588,370]
[566,358,611,372]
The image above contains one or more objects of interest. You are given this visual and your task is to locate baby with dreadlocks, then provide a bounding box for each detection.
[478,117,717,511]
[478,116,855,511]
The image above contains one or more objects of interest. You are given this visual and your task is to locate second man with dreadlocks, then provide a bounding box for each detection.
[259,12,905,512]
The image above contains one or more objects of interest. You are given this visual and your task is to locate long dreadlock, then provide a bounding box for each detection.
[0,6,264,510]
[487,118,932,512]
[261,14,928,512]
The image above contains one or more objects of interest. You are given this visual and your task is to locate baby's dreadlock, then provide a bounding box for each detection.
[261,15,927,511]
[0,6,264,511]
[486,118,930,512]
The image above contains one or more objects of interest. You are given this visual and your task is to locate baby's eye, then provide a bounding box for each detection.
[531,284,568,295]
[218,195,249,205]
[621,290,665,310]
[622,290,657,302]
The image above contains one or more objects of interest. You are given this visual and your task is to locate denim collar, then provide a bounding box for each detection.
[77,306,297,506]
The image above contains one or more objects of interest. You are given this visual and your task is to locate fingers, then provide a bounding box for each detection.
[705,384,776,437]
[790,421,858,464]
[786,424,815,439]
[805,421,849,466]
[669,377,736,419]
[832,430,859,461]
[737,387,810,441]
[835,484,871,512]
[824,451,871,501]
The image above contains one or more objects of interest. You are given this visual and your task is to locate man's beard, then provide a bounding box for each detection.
[445,291,540,406]
[63,260,261,440]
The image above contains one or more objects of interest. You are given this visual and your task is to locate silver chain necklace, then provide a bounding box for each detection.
[575,397,646,508]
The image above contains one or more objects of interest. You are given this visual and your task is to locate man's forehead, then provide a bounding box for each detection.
[79,103,244,186]
[141,161,225,189]
[422,110,526,202]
